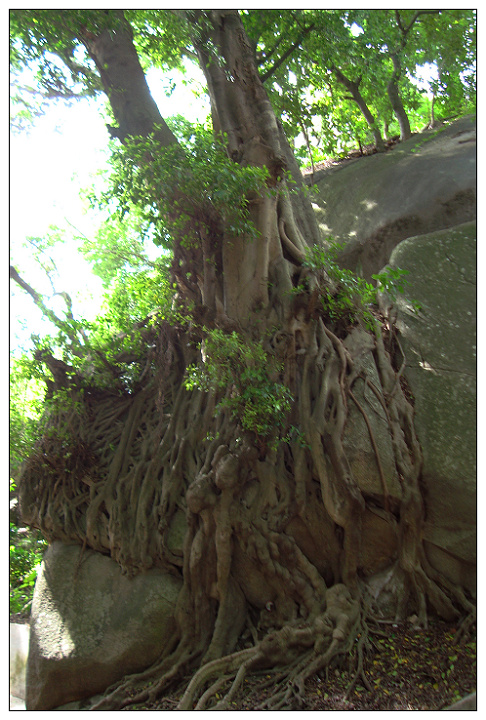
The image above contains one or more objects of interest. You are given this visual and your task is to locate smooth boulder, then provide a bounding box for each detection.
[383,222,476,592]
[26,541,182,710]
[309,115,476,277]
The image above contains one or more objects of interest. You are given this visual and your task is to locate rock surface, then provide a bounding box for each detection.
[26,541,182,710]
[309,115,476,278]
[10,622,30,700]
[383,222,476,592]
[443,691,477,710]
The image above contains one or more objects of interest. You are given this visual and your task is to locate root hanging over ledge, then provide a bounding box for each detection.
[19,306,474,711]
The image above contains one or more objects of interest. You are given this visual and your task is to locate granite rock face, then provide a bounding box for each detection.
[26,541,182,710]
[383,222,476,592]
[309,115,476,278]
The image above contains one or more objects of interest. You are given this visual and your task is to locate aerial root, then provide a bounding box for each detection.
[175,583,361,710]
[194,674,231,710]
[209,653,263,710]
[454,608,476,645]
[345,620,373,698]
[177,647,256,710]
[254,631,358,710]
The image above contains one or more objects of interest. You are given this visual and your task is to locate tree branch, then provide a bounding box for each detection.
[10,265,42,306]
[396,9,442,39]
[10,265,88,349]
[260,23,315,82]
[257,33,285,66]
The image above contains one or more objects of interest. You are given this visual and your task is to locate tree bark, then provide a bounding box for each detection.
[333,67,386,152]
[79,11,177,145]
[387,53,412,141]
[185,9,320,327]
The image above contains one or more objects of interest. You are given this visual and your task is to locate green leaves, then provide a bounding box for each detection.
[241,9,475,161]
[303,242,414,329]
[10,9,476,159]
[9,510,47,615]
[10,357,45,478]
[185,329,292,442]
[102,121,270,250]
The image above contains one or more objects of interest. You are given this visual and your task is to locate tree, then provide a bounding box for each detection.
[248,9,475,158]
[341,9,475,141]
[10,9,475,710]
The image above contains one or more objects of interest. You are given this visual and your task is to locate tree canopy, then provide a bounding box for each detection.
[10,8,476,711]
[11,9,475,152]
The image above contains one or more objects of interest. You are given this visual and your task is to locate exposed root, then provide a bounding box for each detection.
[19,287,474,712]
[178,647,255,710]
[175,583,360,711]
[345,614,373,698]
[454,609,476,645]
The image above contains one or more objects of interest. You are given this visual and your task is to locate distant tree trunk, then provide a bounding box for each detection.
[333,66,386,152]
[387,53,412,141]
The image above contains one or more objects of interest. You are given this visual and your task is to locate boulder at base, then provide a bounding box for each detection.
[26,541,182,710]
[383,222,476,593]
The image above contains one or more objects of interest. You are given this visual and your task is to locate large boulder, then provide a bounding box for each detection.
[383,222,476,593]
[26,541,182,710]
[309,115,476,277]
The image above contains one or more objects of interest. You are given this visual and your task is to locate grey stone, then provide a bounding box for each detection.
[309,115,476,278]
[384,222,476,591]
[53,693,104,710]
[443,692,476,710]
[10,622,30,700]
[26,541,182,710]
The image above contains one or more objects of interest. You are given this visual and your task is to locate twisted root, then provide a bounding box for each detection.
[176,583,359,711]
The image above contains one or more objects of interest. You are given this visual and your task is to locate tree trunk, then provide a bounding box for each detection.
[18,9,474,711]
[79,11,177,145]
[185,10,320,328]
[333,67,386,152]
[387,53,412,141]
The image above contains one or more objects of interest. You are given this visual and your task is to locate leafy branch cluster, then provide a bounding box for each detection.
[9,505,47,616]
[185,329,293,442]
[103,119,271,249]
[303,242,414,328]
[10,358,48,615]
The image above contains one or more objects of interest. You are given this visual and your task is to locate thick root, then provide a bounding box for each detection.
[176,583,360,711]
[20,297,474,713]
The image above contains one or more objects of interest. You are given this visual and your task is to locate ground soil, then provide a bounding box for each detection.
[127,618,475,711]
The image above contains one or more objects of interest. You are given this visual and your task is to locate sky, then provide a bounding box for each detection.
[9,64,210,354]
